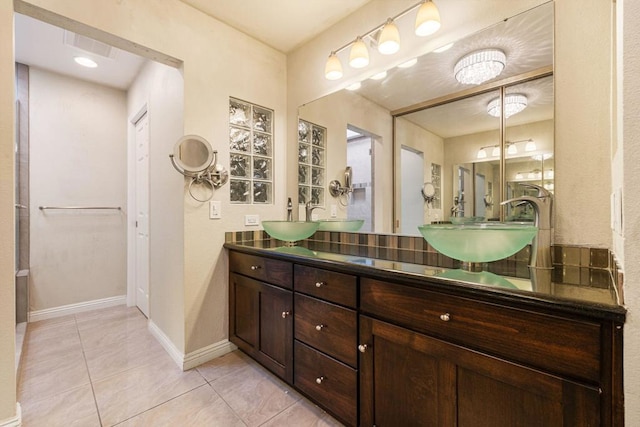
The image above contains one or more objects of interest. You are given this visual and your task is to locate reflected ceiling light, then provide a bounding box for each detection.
[349,37,369,68]
[532,153,553,161]
[525,139,537,151]
[477,147,488,159]
[398,58,418,68]
[491,146,500,156]
[454,49,506,85]
[544,170,554,179]
[346,82,362,91]
[487,94,528,118]
[434,42,454,53]
[324,52,343,80]
[378,19,401,54]
[515,172,524,180]
[415,0,441,37]
[74,56,97,68]
[507,144,518,155]
[370,71,388,80]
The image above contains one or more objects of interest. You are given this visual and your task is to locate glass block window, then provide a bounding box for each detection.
[431,163,442,209]
[298,120,325,205]
[229,98,274,204]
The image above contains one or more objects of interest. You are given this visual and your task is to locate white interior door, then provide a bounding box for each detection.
[400,146,424,235]
[475,173,486,218]
[135,112,150,317]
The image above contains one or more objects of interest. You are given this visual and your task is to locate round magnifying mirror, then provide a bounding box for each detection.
[173,135,214,173]
[422,182,436,200]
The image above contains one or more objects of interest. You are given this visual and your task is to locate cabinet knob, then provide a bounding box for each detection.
[440,313,451,322]
[281,311,291,319]
[358,344,368,353]
[315,281,325,288]
[250,265,261,270]
[316,376,324,384]
[315,324,324,331]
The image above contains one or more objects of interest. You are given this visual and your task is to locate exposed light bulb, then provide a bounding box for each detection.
[349,37,369,68]
[325,52,343,80]
[415,0,441,36]
[378,19,400,55]
[74,56,97,68]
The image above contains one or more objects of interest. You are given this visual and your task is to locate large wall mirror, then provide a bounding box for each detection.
[298,2,553,235]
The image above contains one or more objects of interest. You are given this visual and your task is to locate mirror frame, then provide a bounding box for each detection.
[172,134,215,174]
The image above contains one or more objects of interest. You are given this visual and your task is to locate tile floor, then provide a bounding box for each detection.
[18,305,343,427]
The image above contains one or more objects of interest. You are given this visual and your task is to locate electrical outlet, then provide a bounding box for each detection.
[330,204,337,218]
[209,201,221,219]
[245,214,260,226]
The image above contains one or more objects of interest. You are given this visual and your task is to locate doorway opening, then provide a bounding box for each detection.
[346,125,375,232]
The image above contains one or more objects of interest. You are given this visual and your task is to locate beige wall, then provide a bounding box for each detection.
[127,61,185,351]
[29,68,127,311]
[621,0,640,423]
[0,0,17,423]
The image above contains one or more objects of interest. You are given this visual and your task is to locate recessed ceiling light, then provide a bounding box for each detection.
[370,71,388,80]
[433,42,454,53]
[346,82,362,91]
[397,58,418,68]
[74,56,98,68]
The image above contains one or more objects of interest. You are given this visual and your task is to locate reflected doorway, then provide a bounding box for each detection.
[400,146,424,235]
[346,126,374,232]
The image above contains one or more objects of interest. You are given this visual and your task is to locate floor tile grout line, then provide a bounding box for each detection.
[75,313,105,427]
[203,380,250,427]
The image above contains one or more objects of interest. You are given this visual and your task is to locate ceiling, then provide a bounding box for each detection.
[14,0,371,89]
[179,0,372,53]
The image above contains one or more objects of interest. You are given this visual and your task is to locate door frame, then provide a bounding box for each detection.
[127,103,149,309]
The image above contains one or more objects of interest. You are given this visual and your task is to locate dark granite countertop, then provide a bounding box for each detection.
[225,240,626,323]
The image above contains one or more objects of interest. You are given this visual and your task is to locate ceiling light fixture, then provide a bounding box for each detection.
[349,36,369,68]
[477,147,488,159]
[323,1,442,80]
[491,146,500,157]
[454,49,506,85]
[507,144,518,155]
[525,139,537,152]
[325,52,343,80]
[74,56,98,68]
[415,0,441,36]
[487,94,528,118]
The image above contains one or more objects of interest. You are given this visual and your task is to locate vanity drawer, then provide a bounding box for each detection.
[294,341,357,427]
[294,294,357,367]
[229,251,292,289]
[294,264,357,308]
[360,278,602,382]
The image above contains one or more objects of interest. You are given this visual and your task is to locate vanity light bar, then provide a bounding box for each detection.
[325,0,441,80]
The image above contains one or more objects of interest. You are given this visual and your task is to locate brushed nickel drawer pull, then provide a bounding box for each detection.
[315,324,324,331]
[358,344,368,353]
[440,313,451,322]
[316,376,324,384]
[281,311,291,319]
[250,265,261,270]
[315,281,325,288]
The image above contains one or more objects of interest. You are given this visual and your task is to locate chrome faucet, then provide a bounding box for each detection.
[305,201,324,222]
[287,197,293,221]
[501,183,553,269]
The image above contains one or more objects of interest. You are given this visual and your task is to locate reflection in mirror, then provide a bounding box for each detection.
[173,135,214,173]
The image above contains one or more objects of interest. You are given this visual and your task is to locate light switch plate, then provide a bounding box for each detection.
[245,214,260,226]
[209,201,221,219]
[330,204,337,218]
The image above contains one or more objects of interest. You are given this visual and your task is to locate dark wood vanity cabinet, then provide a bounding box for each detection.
[227,249,624,427]
[228,252,293,383]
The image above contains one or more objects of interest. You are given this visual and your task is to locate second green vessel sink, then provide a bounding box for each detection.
[418,222,537,263]
[316,219,365,232]
[262,220,319,243]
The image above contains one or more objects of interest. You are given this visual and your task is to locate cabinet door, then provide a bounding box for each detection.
[229,273,293,383]
[360,316,601,427]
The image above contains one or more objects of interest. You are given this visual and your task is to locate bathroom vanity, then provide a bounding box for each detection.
[225,242,625,427]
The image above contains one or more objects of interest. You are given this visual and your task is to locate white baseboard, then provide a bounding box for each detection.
[147,321,236,371]
[0,403,21,427]
[28,295,126,322]
[183,340,237,370]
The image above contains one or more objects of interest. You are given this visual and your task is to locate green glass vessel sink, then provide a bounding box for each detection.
[262,220,319,243]
[316,219,365,232]
[418,223,537,263]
